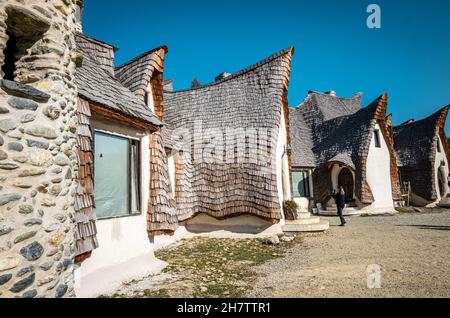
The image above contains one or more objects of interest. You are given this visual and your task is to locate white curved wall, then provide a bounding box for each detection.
[365,123,395,213]
[75,119,187,297]
[182,213,282,237]
[276,107,290,222]
[433,135,449,202]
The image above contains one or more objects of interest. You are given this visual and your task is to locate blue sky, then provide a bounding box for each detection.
[83,0,450,131]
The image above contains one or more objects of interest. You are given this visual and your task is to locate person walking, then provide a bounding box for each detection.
[332,186,347,226]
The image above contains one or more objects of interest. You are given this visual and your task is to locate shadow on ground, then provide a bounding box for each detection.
[396,224,450,231]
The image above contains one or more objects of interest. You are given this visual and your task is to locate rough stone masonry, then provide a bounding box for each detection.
[0,0,81,298]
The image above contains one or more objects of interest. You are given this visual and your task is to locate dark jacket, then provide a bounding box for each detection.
[333,192,346,209]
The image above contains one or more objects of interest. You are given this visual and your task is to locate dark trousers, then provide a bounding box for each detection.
[337,206,346,225]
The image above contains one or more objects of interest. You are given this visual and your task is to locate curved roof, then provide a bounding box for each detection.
[311,95,380,168]
[115,46,168,101]
[165,47,294,94]
[394,106,449,167]
[290,92,393,204]
[289,107,316,167]
[393,106,450,201]
[75,34,162,127]
[296,91,363,128]
[162,47,294,222]
[290,91,364,169]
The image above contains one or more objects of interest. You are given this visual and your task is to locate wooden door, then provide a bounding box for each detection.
[338,168,354,202]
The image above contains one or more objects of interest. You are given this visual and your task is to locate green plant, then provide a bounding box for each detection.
[283,200,299,220]
[284,200,299,210]
[191,78,201,88]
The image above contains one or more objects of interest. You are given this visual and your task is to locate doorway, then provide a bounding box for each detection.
[338,168,354,202]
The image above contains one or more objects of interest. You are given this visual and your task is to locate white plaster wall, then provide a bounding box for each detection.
[364,123,395,213]
[75,119,188,297]
[145,83,155,113]
[433,134,449,201]
[168,154,176,195]
[78,126,151,273]
[182,214,283,237]
[294,197,310,211]
[276,107,290,221]
[292,168,314,211]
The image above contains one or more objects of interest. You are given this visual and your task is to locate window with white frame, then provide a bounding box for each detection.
[94,131,141,219]
[292,170,311,198]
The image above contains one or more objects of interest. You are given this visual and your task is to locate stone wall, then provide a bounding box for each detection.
[0,0,79,298]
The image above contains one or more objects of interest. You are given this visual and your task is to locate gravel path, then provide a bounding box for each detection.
[247,211,450,298]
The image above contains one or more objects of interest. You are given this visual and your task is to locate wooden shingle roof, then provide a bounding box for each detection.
[290,92,399,204]
[289,107,316,167]
[290,92,364,168]
[393,105,450,200]
[75,34,163,127]
[115,46,168,101]
[161,47,294,222]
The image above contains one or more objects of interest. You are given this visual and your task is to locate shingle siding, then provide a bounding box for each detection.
[393,106,450,201]
[290,92,401,205]
[161,47,294,224]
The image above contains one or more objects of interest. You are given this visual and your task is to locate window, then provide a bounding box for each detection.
[437,139,442,153]
[1,8,49,82]
[94,131,140,219]
[144,86,155,113]
[292,170,311,198]
[374,129,381,148]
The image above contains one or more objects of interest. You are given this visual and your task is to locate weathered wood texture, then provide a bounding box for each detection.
[75,34,163,127]
[74,98,98,260]
[163,48,294,223]
[115,47,168,120]
[290,92,399,205]
[76,33,117,76]
[148,132,179,235]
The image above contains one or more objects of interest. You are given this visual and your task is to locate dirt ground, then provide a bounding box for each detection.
[107,209,450,298]
[248,210,450,298]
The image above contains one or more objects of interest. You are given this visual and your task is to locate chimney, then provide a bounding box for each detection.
[215,72,231,82]
[325,90,336,97]
[401,119,415,125]
[163,79,173,92]
[75,0,84,32]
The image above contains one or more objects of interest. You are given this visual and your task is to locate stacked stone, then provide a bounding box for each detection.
[0,0,79,298]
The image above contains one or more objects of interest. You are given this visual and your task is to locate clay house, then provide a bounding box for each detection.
[0,0,81,298]
[289,91,402,215]
[393,106,450,207]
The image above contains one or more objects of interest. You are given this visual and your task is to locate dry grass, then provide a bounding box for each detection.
[102,235,302,298]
